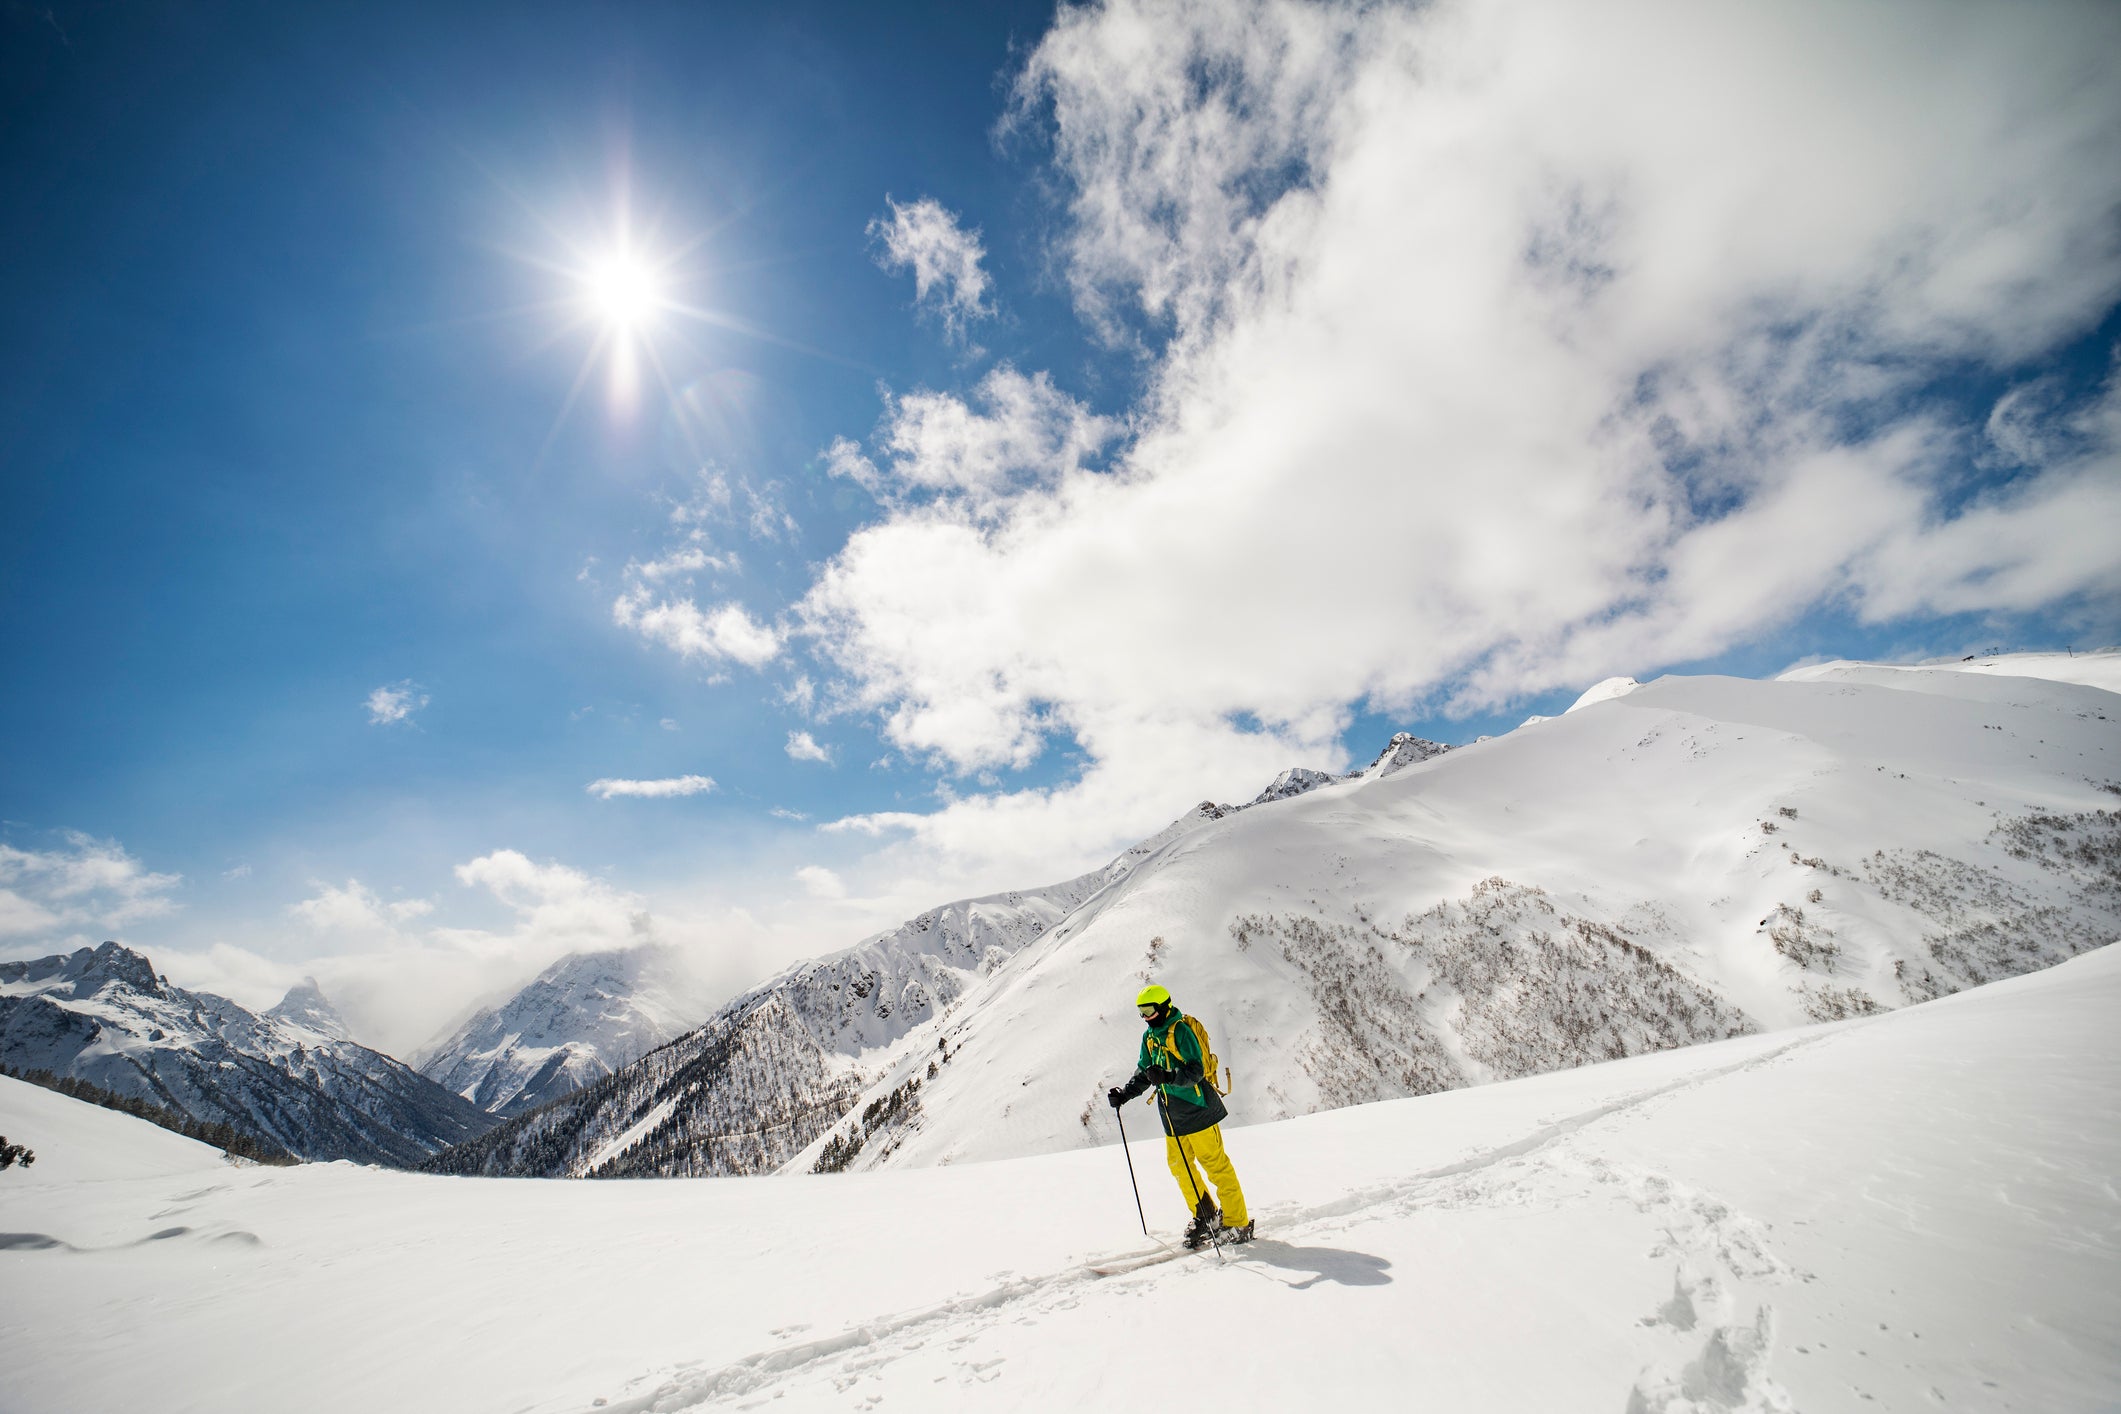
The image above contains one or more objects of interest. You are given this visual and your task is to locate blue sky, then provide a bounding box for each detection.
[4,0,2118,1051]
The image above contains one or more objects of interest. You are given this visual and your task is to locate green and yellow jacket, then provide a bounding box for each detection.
[1113,1008,1228,1138]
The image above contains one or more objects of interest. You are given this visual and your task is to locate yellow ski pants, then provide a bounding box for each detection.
[1165,1123,1248,1227]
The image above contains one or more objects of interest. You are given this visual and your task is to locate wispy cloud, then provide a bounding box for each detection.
[0,831,183,941]
[785,730,832,764]
[633,546,734,581]
[585,774,718,800]
[366,681,429,726]
[794,865,846,899]
[869,195,996,349]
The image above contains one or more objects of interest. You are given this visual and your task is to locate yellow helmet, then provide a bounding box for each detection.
[1135,984,1171,1007]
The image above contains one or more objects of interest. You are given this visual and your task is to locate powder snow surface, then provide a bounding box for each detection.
[2,944,2116,1413]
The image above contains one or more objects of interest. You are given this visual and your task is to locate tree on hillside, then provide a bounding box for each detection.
[0,1135,34,1170]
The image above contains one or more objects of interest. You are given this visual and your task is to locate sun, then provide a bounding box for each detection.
[586,251,662,332]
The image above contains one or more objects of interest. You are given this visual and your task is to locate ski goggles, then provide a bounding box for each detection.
[1137,1003,1160,1017]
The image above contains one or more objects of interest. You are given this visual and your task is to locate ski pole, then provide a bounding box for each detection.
[1114,1102,1149,1236]
[1159,1094,1225,1262]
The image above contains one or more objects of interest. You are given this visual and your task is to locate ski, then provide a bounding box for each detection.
[1086,1227,1254,1276]
[1086,1242,1188,1277]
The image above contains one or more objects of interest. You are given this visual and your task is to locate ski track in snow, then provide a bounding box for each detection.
[574,1033,1834,1413]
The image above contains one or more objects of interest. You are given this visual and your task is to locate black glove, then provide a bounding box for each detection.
[1107,1086,1127,1109]
[1142,1066,1174,1085]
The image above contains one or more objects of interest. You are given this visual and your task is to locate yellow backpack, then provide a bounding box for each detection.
[1150,1013,1231,1098]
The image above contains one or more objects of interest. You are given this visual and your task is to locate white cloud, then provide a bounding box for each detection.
[366,681,429,726]
[794,865,847,899]
[660,717,680,732]
[869,196,996,347]
[769,807,810,822]
[585,774,717,800]
[290,879,403,941]
[612,589,781,667]
[783,0,2121,893]
[824,436,883,495]
[865,366,1119,513]
[785,731,832,764]
[252,851,680,1056]
[0,832,182,940]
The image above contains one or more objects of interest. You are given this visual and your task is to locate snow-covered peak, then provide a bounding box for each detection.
[419,945,715,1117]
[265,977,350,1041]
[1358,732,1454,779]
[1567,676,1641,712]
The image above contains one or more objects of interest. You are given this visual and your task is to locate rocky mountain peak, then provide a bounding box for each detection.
[0,940,161,998]
[266,977,351,1040]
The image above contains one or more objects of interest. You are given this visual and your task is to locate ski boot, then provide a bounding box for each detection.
[1220,1221,1256,1245]
[1182,1193,1221,1250]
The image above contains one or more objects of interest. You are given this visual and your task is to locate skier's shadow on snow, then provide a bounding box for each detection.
[1238,1240,1392,1289]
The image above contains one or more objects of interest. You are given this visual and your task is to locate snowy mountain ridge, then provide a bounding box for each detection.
[791,658,2119,1175]
[421,785,1326,1179]
[0,942,493,1165]
[412,734,1460,1144]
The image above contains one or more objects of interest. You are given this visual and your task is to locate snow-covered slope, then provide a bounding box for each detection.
[418,946,715,1118]
[3,941,2114,1414]
[798,662,2118,1172]
[1783,647,2121,696]
[0,942,493,1165]
[0,1071,229,1185]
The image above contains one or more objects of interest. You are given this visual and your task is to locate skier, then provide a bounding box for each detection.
[1107,984,1253,1248]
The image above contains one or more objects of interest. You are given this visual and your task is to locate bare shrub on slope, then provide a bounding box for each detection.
[1396,879,1753,1080]
[1870,811,2121,1001]
[1237,878,1754,1107]
[1244,913,1463,1107]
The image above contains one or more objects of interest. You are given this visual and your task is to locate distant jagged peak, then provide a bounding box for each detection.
[1250,766,1340,805]
[1231,733,1456,811]
[1361,732,1453,778]
[266,976,350,1041]
[0,939,162,997]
